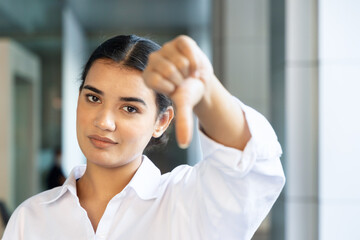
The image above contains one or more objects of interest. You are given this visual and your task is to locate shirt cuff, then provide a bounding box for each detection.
[198,97,282,176]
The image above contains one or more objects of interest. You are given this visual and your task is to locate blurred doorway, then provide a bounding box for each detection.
[14,76,35,207]
[0,39,41,211]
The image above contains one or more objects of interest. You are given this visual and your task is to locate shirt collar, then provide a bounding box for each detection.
[127,156,162,200]
[41,165,86,205]
[42,156,161,204]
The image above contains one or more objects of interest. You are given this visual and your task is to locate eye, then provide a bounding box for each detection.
[122,106,138,113]
[86,94,101,103]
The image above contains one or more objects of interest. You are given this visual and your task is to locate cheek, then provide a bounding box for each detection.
[77,105,84,127]
[116,118,155,143]
[76,102,92,135]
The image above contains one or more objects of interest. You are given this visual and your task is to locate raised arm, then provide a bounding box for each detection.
[143,35,251,150]
[143,35,285,240]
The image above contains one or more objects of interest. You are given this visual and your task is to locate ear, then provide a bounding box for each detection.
[152,106,174,138]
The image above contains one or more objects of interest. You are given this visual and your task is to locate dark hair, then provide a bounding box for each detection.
[80,35,173,150]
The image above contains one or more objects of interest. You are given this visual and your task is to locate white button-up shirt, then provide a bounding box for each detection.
[3,101,285,240]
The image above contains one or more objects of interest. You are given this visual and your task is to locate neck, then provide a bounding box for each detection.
[77,157,142,202]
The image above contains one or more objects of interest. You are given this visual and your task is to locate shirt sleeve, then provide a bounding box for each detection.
[2,204,25,240]
[181,98,285,240]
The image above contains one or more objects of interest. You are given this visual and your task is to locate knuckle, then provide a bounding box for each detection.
[163,64,176,78]
[151,73,160,86]
[176,35,191,42]
[149,73,162,89]
[175,57,189,74]
[142,70,149,81]
[177,56,189,68]
[143,72,153,86]
[176,35,196,47]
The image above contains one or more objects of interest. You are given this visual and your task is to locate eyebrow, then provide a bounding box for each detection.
[120,97,147,107]
[83,84,147,107]
[83,85,103,95]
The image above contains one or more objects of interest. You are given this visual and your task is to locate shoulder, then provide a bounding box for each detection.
[161,164,194,182]
[3,187,64,238]
[11,187,63,218]
[25,186,63,205]
[158,164,198,196]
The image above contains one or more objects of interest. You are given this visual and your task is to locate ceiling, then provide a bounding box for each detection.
[0,0,212,56]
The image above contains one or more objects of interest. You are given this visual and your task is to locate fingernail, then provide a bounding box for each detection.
[178,143,189,149]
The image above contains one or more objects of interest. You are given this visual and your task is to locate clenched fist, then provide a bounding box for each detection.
[143,35,215,148]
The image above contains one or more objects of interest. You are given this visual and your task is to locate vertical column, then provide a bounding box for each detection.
[318,1,360,239]
[0,42,13,209]
[270,0,286,239]
[186,28,209,166]
[212,0,225,83]
[62,5,87,175]
[223,0,270,118]
[286,1,360,239]
[187,0,212,166]
[285,0,319,239]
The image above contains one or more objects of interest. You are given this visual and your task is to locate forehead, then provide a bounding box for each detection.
[85,59,156,102]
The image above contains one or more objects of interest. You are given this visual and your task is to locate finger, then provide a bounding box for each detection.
[171,78,205,148]
[161,43,190,78]
[175,104,193,149]
[143,71,175,95]
[174,35,200,76]
[147,52,184,86]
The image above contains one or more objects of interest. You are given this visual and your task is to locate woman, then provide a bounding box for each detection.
[3,35,285,240]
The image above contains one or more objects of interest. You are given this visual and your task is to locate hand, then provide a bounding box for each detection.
[143,35,214,148]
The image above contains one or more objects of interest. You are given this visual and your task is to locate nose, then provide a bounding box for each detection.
[94,108,116,132]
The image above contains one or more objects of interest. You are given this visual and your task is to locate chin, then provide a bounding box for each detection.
[86,152,122,167]
[87,152,141,169]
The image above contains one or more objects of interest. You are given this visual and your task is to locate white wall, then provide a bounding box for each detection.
[318,0,360,239]
[61,6,87,175]
[286,0,360,239]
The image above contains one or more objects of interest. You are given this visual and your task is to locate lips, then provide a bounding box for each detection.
[88,135,118,148]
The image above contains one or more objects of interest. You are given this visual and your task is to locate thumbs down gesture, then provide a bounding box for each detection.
[143,35,214,148]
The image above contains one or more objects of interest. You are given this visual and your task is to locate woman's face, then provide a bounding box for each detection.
[76,59,167,168]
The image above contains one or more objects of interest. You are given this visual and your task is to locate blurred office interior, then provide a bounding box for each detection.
[0,0,359,239]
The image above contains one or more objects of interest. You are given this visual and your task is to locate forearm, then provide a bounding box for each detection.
[194,75,251,151]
